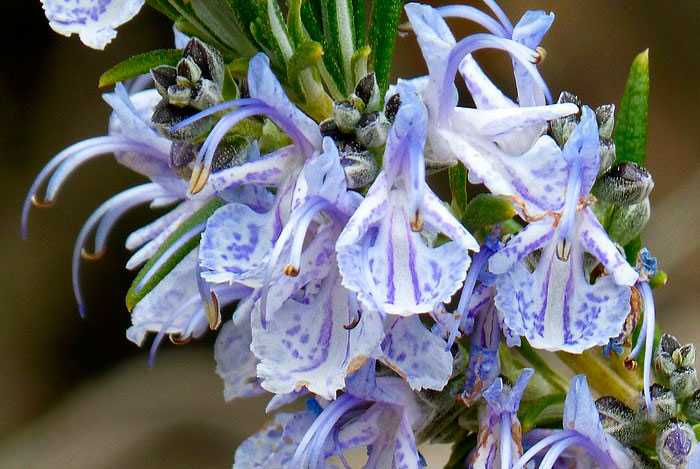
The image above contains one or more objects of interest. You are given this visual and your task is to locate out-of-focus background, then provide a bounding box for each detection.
[2,1,698,467]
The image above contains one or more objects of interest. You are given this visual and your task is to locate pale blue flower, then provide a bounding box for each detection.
[41,0,145,49]
[403,3,578,215]
[468,369,533,469]
[489,107,638,353]
[336,82,478,317]
[516,375,634,469]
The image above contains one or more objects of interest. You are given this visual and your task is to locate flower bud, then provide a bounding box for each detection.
[656,350,677,384]
[550,91,581,146]
[596,396,646,445]
[354,72,380,112]
[595,104,615,139]
[670,367,698,400]
[682,389,700,422]
[355,111,390,148]
[657,418,697,469]
[170,140,198,180]
[337,141,379,189]
[384,93,402,122]
[592,162,654,206]
[177,56,202,85]
[638,384,676,425]
[182,37,225,87]
[333,100,362,133]
[598,139,616,176]
[674,344,696,369]
[607,198,651,246]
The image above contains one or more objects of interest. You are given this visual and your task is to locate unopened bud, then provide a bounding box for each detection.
[657,419,697,469]
[354,72,380,112]
[595,104,615,139]
[656,350,677,384]
[596,396,646,445]
[607,198,650,246]
[550,91,582,146]
[384,93,402,122]
[682,389,700,422]
[592,162,654,206]
[598,138,616,176]
[355,111,390,148]
[670,367,698,400]
[675,344,696,369]
[333,101,362,133]
[337,141,379,189]
[638,384,676,425]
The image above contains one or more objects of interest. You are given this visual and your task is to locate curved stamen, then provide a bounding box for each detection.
[344,293,362,330]
[134,222,207,294]
[513,429,579,469]
[22,137,125,238]
[196,255,221,330]
[637,281,656,412]
[190,104,314,194]
[168,98,264,133]
[439,35,548,123]
[538,435,579,469]
[500,412,513,469]
[45,141,166,202]
[293,394,363,468]
[482,0,514,33]
[408,141,425,232]
[148,295,200,368]
[260,197,330,328]
[437,5,509,37]
[72,184,164,317]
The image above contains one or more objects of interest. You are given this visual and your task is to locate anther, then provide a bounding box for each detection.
[624,357,638,371]
[534,46,547,64]
[206,291,221,330]
[31,194,54,208]
[81,247,106,261]
[284,264,300,277]
[410,212,424,232]
[169,334,191,345]
[344,311,362,330]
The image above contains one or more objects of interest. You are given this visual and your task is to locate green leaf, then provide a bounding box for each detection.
[147,0,181,21]
[448,162,468,219]
[321,0,357,91]
[126,199,224,311]
[300,0,346,97]
[221,68,240,101]
[287,40,324,95]
[251,0,293,70]
[190,0,258,57]
[368,0,403,100]
[461,193,516,240]
[614,49,649,166]
[351,0,366,49]
[99,49,182,88]
[229,0,260,43]
[518,394,567,433]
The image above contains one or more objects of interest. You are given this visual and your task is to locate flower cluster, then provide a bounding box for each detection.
[28,0,700,467]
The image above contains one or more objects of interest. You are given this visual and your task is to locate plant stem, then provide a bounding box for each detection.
[557,350,638,405]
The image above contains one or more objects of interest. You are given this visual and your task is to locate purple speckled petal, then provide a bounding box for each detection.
[203,145,301,198]
[126,250,206,346]
[459,54,516,110]
[215,319,265,400]
[404,3,457,116]
[380,315,452,391]
[248,54,322,150]
[41,0,145,49]
[564,376,608,446]
[199,204,276,286]
[489,219,555,275]
[251,274,384,400]
[337,185,472,316]
[495,219,632,353]
[452,104,577,140]
[422,188,479,252]
[511,11,554,107]
[579,209,638,286]
[563,106,601,195]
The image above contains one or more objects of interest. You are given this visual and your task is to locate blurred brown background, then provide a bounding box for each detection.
[1,1,699,467]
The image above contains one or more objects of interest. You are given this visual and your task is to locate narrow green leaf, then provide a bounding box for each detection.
[229,0,260,42]
[99,49,182,87]
[147,0,181,21]
[350,45,371,85]
[519,394,567,433]
[614,49,650,166]
[461,193,516,240]
[300,0,346,97]
[126,199,224,310]
[351,0,366,49]
[368,0,403,99]
[191,0,258,57]
[448,162,468,219]
[221,68,240,101]
[250,0,293,70]
[518,340,569,393]
[287,40,324,99]
[322,0,356,90]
